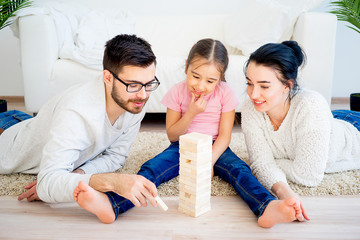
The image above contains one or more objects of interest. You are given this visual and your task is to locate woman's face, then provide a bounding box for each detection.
[185,57,221,98]
[246,61,290,114]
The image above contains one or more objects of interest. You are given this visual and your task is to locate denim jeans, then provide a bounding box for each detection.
[332,110,360,132]
[0,110,33,130]
[105,141,275,219]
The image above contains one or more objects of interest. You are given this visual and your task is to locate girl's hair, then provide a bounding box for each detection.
[103,34,156,74]
[185,38,229,82]
[244,40,306,98]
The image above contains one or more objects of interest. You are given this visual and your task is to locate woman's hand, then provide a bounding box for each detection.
[272,181,310,221]
[291,195,310,221]
[17,180,39,202]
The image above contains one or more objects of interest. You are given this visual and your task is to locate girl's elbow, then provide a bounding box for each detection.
[167,133,179,142]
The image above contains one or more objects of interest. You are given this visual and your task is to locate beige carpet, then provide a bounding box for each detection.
[1,132,359,197]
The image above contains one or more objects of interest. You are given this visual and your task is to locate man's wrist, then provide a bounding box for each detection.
[89,173,116,192]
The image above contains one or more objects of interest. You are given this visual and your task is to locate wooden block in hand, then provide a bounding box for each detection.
[155,195,168,211]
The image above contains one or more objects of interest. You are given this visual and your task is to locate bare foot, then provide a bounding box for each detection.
[73,181,115,224]
[258,197,300,228]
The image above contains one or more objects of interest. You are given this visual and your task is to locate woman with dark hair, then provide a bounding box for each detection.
[241,40,360,222]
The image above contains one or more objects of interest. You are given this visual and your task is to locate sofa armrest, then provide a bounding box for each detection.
[19,15,59,113]
[292,12,337,104]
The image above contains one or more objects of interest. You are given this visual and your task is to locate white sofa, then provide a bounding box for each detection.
[17,11,337,113]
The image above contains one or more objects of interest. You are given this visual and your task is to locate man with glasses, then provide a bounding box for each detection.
[0,34,160,209]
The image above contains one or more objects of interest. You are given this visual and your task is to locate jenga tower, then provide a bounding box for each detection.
[178,132,212,217]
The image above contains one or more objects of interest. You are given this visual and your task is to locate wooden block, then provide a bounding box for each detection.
[179,168,211,181]
[179,159,211,171]
[179,191,211,203]
[178,176,211,187]
[179,177,211,188]
[179,190,211,203]
[179,182,211,194]
[179,165,210,177]
[178,206,199,217]
[178,202,211,217]
[155,196,168,211]
[179,132,212,146]
[179,141,212,153]
[179,199,211,211]
[179,161,211,174]
[179,150,212,162]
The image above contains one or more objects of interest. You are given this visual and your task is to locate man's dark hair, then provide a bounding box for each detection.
[103,34,156,74]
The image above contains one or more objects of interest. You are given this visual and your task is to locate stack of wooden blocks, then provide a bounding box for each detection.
[178,132,212,217]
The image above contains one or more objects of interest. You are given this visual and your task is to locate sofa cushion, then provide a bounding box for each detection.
[135,14,235,57]
[74,10,136,70]
[224,0,323,56]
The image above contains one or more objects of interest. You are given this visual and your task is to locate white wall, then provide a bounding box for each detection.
[0,26,24,95]
[313,0,360,97]
[0,0,359,97]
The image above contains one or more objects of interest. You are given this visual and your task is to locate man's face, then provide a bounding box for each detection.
[111,63,156,114]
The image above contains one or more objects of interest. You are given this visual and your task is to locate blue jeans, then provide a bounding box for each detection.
[105,142,275,219]
[0,110,33,130]
[332,110,360,132]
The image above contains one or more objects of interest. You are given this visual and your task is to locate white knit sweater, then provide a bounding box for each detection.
[0,78,145,203]
[241,89,360,190]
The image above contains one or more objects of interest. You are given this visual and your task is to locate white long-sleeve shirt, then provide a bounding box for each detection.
[0,78,145,202]
[241,89,360,190]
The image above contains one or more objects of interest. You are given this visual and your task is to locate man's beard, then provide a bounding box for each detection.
[111,84,148,114]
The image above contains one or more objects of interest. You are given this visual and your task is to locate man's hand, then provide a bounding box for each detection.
[17,180,40,202]
[18,168,85,202]
[89,173,158,208]
[113,174,158,208]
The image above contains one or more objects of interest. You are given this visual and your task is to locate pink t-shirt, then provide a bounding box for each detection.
[161,81,240,140]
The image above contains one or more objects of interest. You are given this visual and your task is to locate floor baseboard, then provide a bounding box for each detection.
[0,96,25,103]
[331,97,350,104]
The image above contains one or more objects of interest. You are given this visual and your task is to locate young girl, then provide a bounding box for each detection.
[73,39,302,228]
[241,40,360,222]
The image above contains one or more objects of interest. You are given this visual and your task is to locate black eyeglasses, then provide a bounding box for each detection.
[109,70,160,93]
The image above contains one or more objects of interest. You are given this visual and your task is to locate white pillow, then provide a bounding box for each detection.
[224,0,323,56]
[72,9,136,70]
[75,10,135,53]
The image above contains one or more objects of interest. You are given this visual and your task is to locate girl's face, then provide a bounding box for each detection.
[246,61,290,114]
[185,58,221,98]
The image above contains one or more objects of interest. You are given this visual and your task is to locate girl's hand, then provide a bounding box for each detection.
[188,93,207,116]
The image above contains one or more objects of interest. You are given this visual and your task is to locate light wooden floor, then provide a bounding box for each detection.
[1,97,358,240]
[0,195,359,240]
